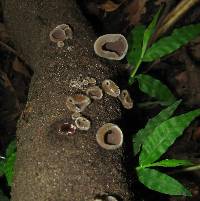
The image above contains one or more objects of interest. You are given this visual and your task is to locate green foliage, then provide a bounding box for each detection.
[139,108,200,166]
[127,9,200,83]
[4,153,16,186]
[0,140,16,186]
[135,74,176,106]
[137,168,191,196]
[134,104,200,196]
[128,9,161,84]
[147,159,193,168]
[127,25,145,67]
[6,140,16,158]
[133,100,181,155]
[143,24,200,62]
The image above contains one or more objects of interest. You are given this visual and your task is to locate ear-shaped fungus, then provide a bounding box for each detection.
[102,79,120,97]
[96,123,123,150]
[75,116,91,131]
[66,95,91,113]
[118,89,133,109]
[49,24,73,47]
[94,34,128,60]
[86,86,103,100]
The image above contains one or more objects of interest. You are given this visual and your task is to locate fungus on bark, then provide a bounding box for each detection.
[94,34,128,60]
[102,79,120,97]
[75,116,91,131]
[66,95,91,113]
[49,24,73,47]
[118,89,133,109]
[86,86,103,100]
[96,123,123,150]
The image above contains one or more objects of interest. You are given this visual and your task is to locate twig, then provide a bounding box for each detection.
[154,0,199,40]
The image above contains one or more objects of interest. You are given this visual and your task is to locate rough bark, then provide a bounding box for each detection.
[4,0,133,200]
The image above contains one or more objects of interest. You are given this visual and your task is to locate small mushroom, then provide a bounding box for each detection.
[75,116,91,131]
[118,89,133,109]
[94,34,128,60]
[102,79,120,97]
[56,24,73,39]
[66,95,91,113]
[86,86,103,100]
[96,123,123,150]
[71,112,81,120]
[49,24,73,47]
[58,122,76,136]
[94,195,118,201]
[85,77,96,85]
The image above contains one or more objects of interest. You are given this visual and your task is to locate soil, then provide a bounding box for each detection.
[0,0,200,201]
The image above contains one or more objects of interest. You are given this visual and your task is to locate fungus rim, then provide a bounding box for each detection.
[96,123,123,150]
[102,79,120,97]
[94,34,128,60]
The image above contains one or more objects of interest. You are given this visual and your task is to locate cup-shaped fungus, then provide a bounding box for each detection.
[94,34,128,60]
[75,116,91,131]
[49,24,73,47]
[66,95,91,113]
[86,86,103,100]
[102,79,120,97]
[96,123,123,150]
[118,89,133,109]
[94,196,118,201]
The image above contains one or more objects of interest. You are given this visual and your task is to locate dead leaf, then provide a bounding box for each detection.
[12,57,31,78]
[99,0,126,12]
[125,0,147,26]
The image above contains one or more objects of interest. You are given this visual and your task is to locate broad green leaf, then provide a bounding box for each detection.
[128,9,161,85]
[143,24,200,62]
[136,74,176,106]
[6,139,16,158]
[133,100,181,155]
[147,159,193,168]
[127,25,146,67]
[139,109,200,166]
[5,152,16,186]
[137,168,191,196]
[0,160,5,176]
[0,190,9,201]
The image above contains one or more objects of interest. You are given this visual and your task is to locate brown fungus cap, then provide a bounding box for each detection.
[94,34,128,60]
[96,123,123,150]
[118,89,133,109]
[102,79,120,97]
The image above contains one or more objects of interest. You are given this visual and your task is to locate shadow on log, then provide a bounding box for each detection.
[4,0,134,200]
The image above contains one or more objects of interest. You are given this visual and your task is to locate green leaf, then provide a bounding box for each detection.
[0,160,5,176]
[137,168,192,196]
[142,9,161,57]
[5,152,16,186]
[143,24,200,62]
[136,74,176,106]
[139,108,200,166]
[147,159,193,168]
[128,9,161,84]
[133,100,181,155]
[6,140,16,158]
[127,25,146,67]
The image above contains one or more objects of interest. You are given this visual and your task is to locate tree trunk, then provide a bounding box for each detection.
[4,0,133,200]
